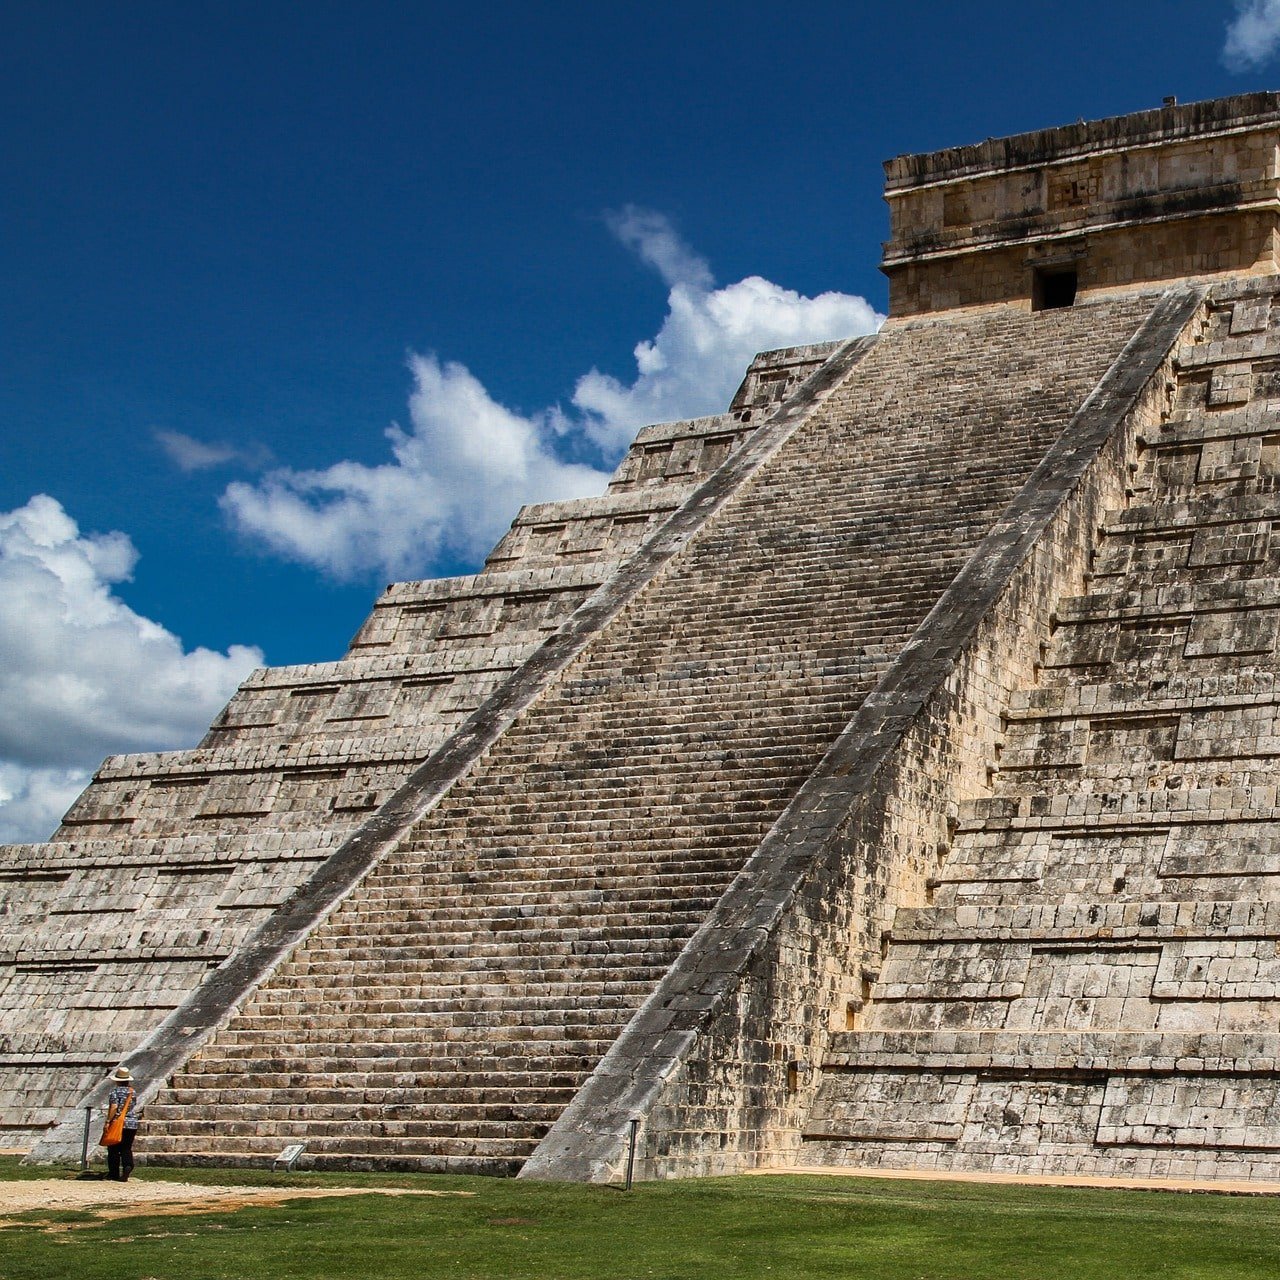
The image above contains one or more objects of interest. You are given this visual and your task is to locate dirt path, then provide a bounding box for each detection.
[0,1177,470,1226]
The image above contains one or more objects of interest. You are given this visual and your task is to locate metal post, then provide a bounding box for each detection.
[80,1106,91,1171]
[624,1117,639,1191]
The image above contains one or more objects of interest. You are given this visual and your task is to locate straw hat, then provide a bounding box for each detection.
[110,1065,132,1082]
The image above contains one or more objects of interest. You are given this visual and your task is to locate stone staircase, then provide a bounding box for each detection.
[799,281,1280,1181]
[138,292,1159,1171]
[0,349,822,1148]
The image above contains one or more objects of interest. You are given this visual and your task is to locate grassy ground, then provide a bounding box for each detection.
[3,1160,1280,1280]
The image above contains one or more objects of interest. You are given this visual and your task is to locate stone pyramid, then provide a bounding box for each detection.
[9,92,1280,1184]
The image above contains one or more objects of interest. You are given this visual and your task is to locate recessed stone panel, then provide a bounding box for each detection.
[1230,300,1271,335]
[1086,714,1179,765]
[1175,701,1280,759]
[1198,433,1261,480]
[1158,828,1280,880]
[876,941,1031,1003]
[1007,947,1161,1031]
[961,1075,1106,1153]
[1098,1075,1280,1149]
[1207,364,1254,409]
[804,1069,969,1143]
[1184,608,1279,658]
[1188,522,1270,566]
[1151,938,1280,1001]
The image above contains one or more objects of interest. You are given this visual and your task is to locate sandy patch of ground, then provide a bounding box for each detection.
[0,1177,471,1228]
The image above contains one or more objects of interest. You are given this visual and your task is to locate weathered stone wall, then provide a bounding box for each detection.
[886,211,1277,317]
[883,93,1280,315]
[523,288,1197,1181]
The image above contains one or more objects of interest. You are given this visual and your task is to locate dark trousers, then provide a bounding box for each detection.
[107,1128,136,1181]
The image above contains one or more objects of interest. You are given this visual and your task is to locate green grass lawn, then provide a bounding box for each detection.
[2,1160,1280,1280]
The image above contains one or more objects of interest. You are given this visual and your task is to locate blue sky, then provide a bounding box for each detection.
[3,0,1279,838]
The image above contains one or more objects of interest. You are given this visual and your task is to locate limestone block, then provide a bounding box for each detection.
[1208,364,1253,408]
[875,941,1031,1002]
[1188,521,1270,566]
[961,1075,1104,1152]
[1045,621,1117,668]
[1146,445,1205,492]
[59,781,146,829]
[1158,828,1280,882]
[1153,940,1280,1001]
[1231,300,1271,335]
[1114,619,1190,665]
[1086,713,1179,765]
[803,1069,968,1142]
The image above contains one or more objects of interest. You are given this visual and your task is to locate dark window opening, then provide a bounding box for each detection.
[943,187,971,227]
[1033,266,1078,311]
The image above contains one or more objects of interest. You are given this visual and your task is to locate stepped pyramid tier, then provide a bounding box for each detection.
[13,92,1280,1185]
[796,277,1280,1181]
[1,345,831,1149]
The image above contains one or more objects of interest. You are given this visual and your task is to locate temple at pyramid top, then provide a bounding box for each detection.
[882,90,1280,315]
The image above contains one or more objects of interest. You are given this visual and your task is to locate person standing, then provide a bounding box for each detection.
[103,1065,141,1182]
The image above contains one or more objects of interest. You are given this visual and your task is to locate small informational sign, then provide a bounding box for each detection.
[273,1143,306,1171]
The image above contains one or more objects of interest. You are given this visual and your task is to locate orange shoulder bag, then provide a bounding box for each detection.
[100,1090,133,1147]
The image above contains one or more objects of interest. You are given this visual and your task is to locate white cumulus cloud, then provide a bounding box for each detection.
[1223,0,1280,67]
[222,210,882,579]
[0,764,93,848]
[575,208,881,453]
[0,495,262,842]
[222,356,611,580]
